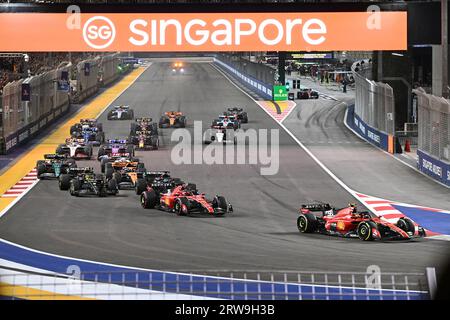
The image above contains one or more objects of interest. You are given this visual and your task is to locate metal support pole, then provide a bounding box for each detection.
[442,0,448,98]
[426,267,437,299]
[278,51,286,85]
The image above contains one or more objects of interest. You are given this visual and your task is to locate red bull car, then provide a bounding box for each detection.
[129,131,159,150]
[297,203,426,241]
[130,118,158,135]
[140,183,233,216]
[159,111,186,128]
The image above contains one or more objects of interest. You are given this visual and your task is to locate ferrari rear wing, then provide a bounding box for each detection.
[301,203,332,211]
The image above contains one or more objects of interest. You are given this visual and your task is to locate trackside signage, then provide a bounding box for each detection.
[273,85,288,101]
[0,12,407,51]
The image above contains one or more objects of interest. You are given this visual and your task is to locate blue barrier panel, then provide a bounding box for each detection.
[214,59,273,100]
[0,239,429,300]
[417,149,450,187]
[346,105,389,152]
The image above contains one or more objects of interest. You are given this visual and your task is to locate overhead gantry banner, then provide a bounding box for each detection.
[0,12,407,51]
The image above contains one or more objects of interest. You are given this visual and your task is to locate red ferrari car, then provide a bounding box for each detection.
[140,183,233,216]
[297,203,426,241]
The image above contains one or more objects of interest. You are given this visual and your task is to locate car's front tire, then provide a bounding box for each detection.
[357,221,377,241]
[397,217,415,234]
[141,189,157,209]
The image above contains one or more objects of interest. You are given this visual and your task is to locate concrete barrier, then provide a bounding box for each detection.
[346,105,397,153]
[214,58,273,100]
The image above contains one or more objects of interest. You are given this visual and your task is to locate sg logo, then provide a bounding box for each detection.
[82,16,116,49]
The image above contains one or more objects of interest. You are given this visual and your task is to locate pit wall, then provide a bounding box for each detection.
[213,57,273,100]
[0,54,130,154]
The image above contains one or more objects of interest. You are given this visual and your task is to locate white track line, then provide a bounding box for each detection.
[0,65,151,220]
[212,62,450,242]
[210,63,366,210]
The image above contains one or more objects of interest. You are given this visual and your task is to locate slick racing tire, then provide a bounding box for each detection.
[69,179,81,197]
[135,178,147,195]
[179,116,186,128]
[70,125,78,136]
[97,123,103,132]
[141,189,157,209]
[84,145,93,158]
[36,163,47,179]
[213,196,228,216]
[97,147,106,160]
[297,213,318,233]
[100,158,109,173]
[105,164,114,180]
[175,197,189,216]
[397,217,415,234]
[357,221,378,241]
[59,174,72,190]
[152,137,159,150]
[127,145,135,157]
[130,123,137,135]
[113,172,122,186]
[137,163,146,172]
[56,145,64,155]
[108,178,118,196]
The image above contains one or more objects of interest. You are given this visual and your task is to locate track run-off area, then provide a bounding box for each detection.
[0,59,449,292]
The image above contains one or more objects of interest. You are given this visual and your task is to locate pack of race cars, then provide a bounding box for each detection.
[36,107,234,217]
[34,103,428,238]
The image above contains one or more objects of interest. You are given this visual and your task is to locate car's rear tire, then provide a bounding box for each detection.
[127,145,135,156]
[357,221,377,241]
[152,137,159,150]
[297,213,318,233]
[108,178,118,195]
[100,157,109,173]
[56,145,64,155]
[59,174,71,190]
[397,217,415,234]
[105,165,114,180]
[70,179,81,196]
[112,172,122,186]
[141,189,157,209]
[130,123,137,135]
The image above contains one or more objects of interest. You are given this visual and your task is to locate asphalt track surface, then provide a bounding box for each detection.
[284,79,450,210]
[0,62,448,274]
